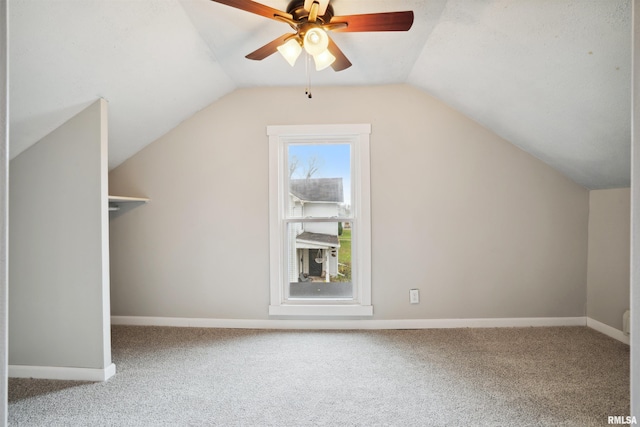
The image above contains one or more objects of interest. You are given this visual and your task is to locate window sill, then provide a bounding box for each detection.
[269,304,373,317]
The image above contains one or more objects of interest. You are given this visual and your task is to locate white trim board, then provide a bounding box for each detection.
[113,316,630,344]
[112,315,586,330]
[587,317,630,345]
[8,363,116,382]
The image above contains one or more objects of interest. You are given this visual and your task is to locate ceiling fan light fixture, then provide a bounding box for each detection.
[312,49,336,71]
[303,27,329,56]
[277,38,302,66]
[210,0,415,77]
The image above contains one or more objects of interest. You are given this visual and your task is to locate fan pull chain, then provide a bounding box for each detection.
[305,53,312,99]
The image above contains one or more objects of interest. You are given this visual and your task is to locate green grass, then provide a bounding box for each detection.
[335,228,352,282]
[339,228,351,263]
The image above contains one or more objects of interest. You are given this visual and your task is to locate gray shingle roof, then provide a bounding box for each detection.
[290,178,344,203]
[296,232,340,247]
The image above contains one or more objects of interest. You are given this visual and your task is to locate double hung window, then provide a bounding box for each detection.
[267,124,372,316]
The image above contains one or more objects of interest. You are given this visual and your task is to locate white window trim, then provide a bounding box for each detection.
[267,124,372,317]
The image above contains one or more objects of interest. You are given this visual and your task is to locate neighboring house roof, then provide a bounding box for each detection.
[296,231,340,247]
[290,178,344,203]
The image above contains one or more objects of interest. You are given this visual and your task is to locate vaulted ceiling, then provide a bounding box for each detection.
[9,0,631,189]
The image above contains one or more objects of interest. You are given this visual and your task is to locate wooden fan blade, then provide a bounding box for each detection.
[245,33,296,60]
[327,37,351,71]
[210,0,293,21]
[329,11,414,32]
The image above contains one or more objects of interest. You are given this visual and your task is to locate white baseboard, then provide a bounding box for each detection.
[111,315,587,330]
[9,363,116,382]
[586,317,630,345]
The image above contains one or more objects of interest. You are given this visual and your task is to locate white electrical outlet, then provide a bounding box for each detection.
[410,289,420,304]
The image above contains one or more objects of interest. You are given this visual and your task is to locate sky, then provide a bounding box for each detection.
[288,143,351,204]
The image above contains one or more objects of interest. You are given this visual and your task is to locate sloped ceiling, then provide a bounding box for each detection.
[9,0,631,189]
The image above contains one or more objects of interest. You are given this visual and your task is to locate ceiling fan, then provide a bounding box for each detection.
[209,0,414,72]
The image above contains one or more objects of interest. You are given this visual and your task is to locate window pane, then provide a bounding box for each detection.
[286,221,353,299]
[287,143,352,219]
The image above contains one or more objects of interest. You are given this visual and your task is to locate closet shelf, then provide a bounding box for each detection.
[108,195,150,203]
[108,195,150,212]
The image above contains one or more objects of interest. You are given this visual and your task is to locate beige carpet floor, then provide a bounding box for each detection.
[8,325,630,426]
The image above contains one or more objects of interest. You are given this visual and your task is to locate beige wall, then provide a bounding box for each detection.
[9,100,112,370]
[587,188,630,330]
[109,84,589,320]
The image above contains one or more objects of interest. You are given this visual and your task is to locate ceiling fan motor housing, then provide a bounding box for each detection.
[286,0,334,25]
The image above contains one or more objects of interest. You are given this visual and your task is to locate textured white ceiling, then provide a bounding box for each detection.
[10,0,235,169]
[9,0,632,188]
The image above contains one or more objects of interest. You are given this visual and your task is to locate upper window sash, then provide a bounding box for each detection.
[284,140,354,220]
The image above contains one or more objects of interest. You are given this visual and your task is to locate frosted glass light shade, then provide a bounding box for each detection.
[312,49,336,71]
[277,39,302,67]
[303,28,329,56]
